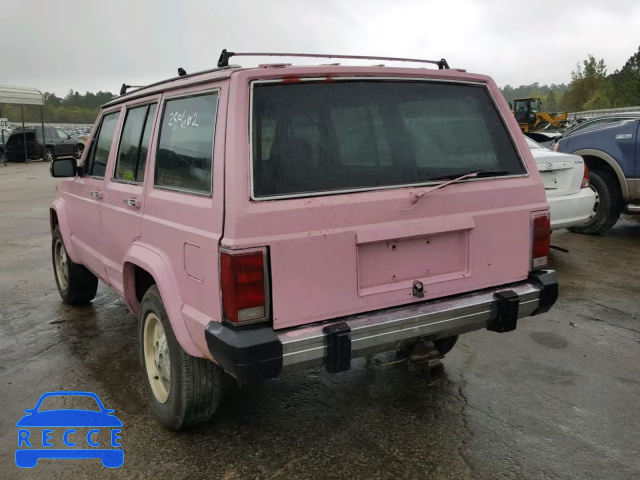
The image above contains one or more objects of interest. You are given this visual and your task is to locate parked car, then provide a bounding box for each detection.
[550,114,640,148]
[525,137,596,230]
[49,52,558,429]
[524,130,562,148]
[4,127,85,163]
[555,118,640,234]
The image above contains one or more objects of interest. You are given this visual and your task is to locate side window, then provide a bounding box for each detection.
[84,111,120,178]
[155,93,218,195]
[56,129,68,140]
[114,103,157,182]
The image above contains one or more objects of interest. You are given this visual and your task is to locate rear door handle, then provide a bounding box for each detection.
[123,198,140,208]
[89,191,103,199]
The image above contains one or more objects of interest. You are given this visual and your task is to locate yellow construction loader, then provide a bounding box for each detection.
[511,97,568,133]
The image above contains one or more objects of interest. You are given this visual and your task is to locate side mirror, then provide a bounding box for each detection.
[50,158,78,178]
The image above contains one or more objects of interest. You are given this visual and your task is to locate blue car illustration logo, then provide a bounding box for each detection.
[16,391,123,468]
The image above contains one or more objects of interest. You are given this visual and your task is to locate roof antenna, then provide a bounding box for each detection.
[178,68,187,76]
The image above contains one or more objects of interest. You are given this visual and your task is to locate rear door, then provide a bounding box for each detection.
[142,86,227,348]
[225,76,547,330]
[101,99,159,294]
[66,109,122,279]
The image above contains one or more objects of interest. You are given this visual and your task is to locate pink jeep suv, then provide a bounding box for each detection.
[49,51,557,429]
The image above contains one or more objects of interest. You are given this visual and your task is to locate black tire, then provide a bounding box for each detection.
[45,147,55,162]
[73,144,84,160]
[434,335,459,356]
[139,285,223,430]
[52,226,98,304]
[568,169,622,235]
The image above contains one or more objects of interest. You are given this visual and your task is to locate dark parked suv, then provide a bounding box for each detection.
[4,127,84,163]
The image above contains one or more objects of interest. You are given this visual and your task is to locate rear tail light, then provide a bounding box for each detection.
[531,211,551,270]
[33,139,39,147]
[580,164,590,188]
[220,248,270,325]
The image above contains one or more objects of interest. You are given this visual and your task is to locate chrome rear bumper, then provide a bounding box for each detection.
[205,270,558,382]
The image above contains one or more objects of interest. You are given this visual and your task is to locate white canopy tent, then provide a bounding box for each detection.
[0,85,46,165]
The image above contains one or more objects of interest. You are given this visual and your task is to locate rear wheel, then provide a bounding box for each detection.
[52,226,98,304]
[139,285,223,430]
[568,169,622,235]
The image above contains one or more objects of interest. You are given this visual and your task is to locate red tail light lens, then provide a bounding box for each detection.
[580,164,590,188]
[33,139,39,147]
[531,211,551,270]
[220,249,269,325]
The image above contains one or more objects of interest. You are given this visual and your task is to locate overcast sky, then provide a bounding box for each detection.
[3,0,640,96]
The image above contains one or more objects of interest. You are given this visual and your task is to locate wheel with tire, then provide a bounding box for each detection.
[433,335,459,356]
[139,285,223,430]
[45,147,55,162]
[52,226,98,304]
[399,335,459,358]
[568,169,622,235]
[73,144,84,160]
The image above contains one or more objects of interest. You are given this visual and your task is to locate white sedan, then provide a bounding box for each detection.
[526,137,596,230]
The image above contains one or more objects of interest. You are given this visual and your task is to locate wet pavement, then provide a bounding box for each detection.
[1,162,639,479]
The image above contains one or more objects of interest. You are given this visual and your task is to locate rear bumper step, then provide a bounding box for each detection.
[205,270,558,383]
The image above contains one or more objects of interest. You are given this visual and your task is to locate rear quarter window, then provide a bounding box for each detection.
[252,81,525,199]
[154,93,218,195]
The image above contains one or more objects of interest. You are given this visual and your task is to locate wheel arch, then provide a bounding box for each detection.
[573,149,629,202]
[123,244,202,358]
[50,200,81,263]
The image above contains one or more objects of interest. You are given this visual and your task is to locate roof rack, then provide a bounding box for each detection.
[114,64,239,102]
[217,49,450,70]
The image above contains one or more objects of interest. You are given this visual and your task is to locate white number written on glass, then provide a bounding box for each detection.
[167,111,199,129]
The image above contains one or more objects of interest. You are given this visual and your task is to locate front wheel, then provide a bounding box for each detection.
[568,170,622,235]
[52,226,98,304]
[434,335,459,356]
[139,285,223,430]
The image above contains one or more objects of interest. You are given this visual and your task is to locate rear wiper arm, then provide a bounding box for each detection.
[429,170,511,181]
[403,170,511,211]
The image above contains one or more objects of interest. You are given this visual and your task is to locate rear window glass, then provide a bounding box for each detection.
[252,81,525,198]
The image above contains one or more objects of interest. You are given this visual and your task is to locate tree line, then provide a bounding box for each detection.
[0,90,115,125]
[2,46,639,124]
[501,46,640,113]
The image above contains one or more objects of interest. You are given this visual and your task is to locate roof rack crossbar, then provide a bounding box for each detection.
[217,49,450,70]
[113,64,238,103]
